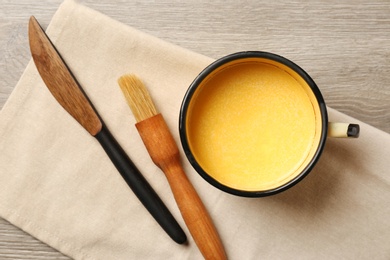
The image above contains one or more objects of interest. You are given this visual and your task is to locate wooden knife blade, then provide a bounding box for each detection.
[29,16,101,136]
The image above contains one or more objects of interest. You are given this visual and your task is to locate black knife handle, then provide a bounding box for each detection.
[95,124,187,244]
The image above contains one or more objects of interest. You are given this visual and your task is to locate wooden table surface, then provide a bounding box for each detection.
[1,0,389,259]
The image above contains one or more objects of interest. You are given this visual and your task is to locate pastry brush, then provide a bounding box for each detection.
[118,74,227,260]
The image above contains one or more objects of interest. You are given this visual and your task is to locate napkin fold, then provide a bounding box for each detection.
[0,0,389,259]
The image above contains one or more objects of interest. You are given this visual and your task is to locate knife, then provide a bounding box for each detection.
[28,16,186,244]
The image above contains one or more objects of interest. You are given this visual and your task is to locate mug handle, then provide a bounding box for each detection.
[328,122,360,138]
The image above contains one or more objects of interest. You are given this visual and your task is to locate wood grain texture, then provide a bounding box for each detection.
[1,0,389,259]
[28,16,102,136]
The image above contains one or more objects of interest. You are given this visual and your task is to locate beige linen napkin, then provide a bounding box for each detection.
[1,0,389,259]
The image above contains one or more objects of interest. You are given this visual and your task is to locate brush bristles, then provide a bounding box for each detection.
[118,74,158,122]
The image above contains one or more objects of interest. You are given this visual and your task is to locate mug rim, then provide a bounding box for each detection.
[179,51,328,197]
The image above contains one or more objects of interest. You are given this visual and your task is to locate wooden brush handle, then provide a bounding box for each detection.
[164,159,226,260]
[136,114,227,260]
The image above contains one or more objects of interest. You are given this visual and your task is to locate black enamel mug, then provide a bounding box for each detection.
[179,51,359,197]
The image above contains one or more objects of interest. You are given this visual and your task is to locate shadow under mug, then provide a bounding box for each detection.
[179,51,359,197]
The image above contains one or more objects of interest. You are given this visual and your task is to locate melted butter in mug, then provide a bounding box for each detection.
[187,61,318,191]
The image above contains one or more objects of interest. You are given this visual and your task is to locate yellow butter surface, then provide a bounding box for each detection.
[186,61,319,191]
